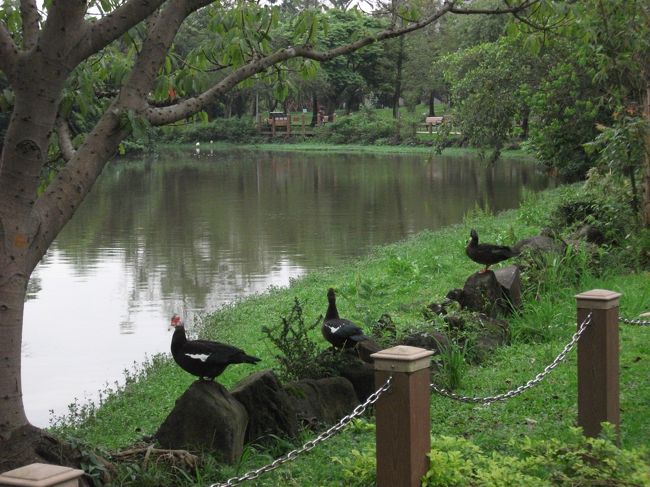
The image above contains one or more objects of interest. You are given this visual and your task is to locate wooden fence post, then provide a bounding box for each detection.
[575,289,621,440]
[372,346,433,487]
[0,463,84,487]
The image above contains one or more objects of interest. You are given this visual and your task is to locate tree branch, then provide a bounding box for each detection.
[0,22,18,78]
[147,3,454,125]
[448,0,540,15]
[116,0,213,108]
[39,2,87,61]
[72,0,169,65]
[30,107,128,270]
[20,0,40,50]
[55,117,76,162]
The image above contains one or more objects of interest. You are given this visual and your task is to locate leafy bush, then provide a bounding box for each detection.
[314,112,395,144]
[157,117,259,144]
[261,298,332,381]
[313,110,422,145]
[333,428,650,487]
[424,427,650,486]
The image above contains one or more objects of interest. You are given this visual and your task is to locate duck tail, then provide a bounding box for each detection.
[241,353,261,364]
[356,339,382,363]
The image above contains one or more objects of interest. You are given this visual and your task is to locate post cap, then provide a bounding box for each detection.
[371,345,433,373]
[575,289,621,309]
[0,463,84,487]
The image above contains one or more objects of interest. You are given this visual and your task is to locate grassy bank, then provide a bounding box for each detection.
[164,140,533,159]
[54,183,650,485]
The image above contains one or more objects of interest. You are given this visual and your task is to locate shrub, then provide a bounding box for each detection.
[331,427,650,487]
[313,110,422,145]
[157,117,259,144]
[424,427,650,487]
[261,298,332,381]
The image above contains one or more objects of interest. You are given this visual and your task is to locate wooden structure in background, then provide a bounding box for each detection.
[264,112,313,137]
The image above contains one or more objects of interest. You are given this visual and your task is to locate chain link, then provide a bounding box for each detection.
[430,311,593,405]
[208,376,392,487]
[620,316,650,326]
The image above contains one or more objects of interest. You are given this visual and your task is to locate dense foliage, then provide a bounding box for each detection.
[335,426,650,487]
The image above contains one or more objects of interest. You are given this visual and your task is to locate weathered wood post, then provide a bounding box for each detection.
[372,346,433,487]
[575,289,621,440]
[0,463,84,487]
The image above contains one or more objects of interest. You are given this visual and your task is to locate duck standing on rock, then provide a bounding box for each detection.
[170,314,260,381]
[466,229,518,273]
[323,288,381,362]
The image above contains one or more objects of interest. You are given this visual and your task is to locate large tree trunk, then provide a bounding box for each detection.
[0,276,29,434]
[0,66,69,434]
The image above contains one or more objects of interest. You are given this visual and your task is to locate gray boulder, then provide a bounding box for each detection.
[575,224,605,245]
[285,377,359,427]
[337,361,375,403]
[514,234,567,256]
[232,370,299,444]
[472,314,509,364]
[462,271,505,317]
[156,380,247,464]
[492,265,523,311]
[401,330,449,355]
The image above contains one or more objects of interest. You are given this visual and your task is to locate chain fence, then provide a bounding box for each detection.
[620,316,650,326]
[207,309,647,486]
[430,311,593,405]
[208,376,392,487]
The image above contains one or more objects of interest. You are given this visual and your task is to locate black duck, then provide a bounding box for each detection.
[170,314,260,380]
[466,229,518,272]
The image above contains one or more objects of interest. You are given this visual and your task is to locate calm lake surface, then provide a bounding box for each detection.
[22,148,550,426]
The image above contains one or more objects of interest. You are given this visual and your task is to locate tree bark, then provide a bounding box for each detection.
[310,94,318,127]
[392,35,405,120]
[642,83,650,227]
[0,276,29,434]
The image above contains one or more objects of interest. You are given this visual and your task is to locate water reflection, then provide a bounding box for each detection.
[22,149,550,426]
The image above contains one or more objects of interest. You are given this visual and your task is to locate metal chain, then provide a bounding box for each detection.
[208,376,392,487]
[430,311,593,405]
[620,317,650,326]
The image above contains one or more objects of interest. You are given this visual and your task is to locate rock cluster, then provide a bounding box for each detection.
[155,370,363,464]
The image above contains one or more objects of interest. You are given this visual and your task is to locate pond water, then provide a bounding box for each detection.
[22,148,550,426]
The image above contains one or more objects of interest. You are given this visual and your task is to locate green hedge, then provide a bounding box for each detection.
[156,117,260,144]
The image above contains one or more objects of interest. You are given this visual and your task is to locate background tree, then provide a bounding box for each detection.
[517,0,650,222]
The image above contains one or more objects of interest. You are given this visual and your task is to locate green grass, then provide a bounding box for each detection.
[166,140,533,159]
[54,183,650,486]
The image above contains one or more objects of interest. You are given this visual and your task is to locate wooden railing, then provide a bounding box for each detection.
[371,288,622,486]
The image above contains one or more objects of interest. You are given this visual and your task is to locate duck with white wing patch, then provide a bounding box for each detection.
[170,314,260,381]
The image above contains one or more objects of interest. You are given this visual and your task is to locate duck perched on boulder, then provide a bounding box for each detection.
[323,288,380,362]
[466,229,518,272]
[170,314,260,381]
